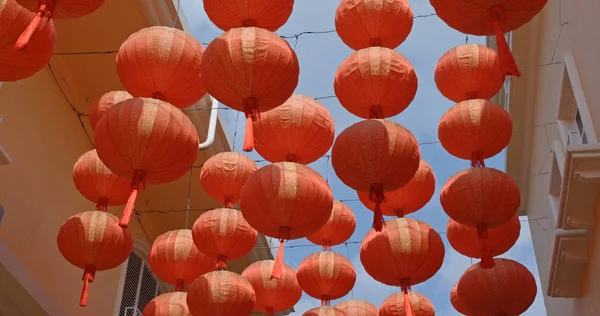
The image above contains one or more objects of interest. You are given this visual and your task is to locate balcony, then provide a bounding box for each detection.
[547,229,590,298]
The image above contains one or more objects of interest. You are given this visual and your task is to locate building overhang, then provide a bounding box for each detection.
[547,228,590,298]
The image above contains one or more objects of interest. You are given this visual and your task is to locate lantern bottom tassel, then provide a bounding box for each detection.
[80,265,96,307]
[471,152,486,168]
[242,98,260,152]
[490,5,521,77]
[370,184,386,232]
[270,239,285,279]
[224,196,235,208]
[321,295,331,307]
[216,255,228,271]
[95,198,109,212]
[120,170,146,228]
[403,287,415,316]
[15,1,54,51]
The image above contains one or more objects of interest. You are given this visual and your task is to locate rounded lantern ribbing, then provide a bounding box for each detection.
[94,97,200,227]
[201,27,300,152]
[72,149,131,211]
[379,291,435,316]
[142,292,190,316]
[450,283,468,315]
[306,201,356,251]
[331,119,420,231]
[335,300,378,316]
[357,159,435,218]
[89,91,132,131]
[303,306,346,316]
[192,208,258,270]
[241,260,302,316]
[187,270,256,316]
[297,252,356,305]
[335,0,413,50]
[57,211,133,307]
[334,47,418,119]
[203,0,294,31]
[116,26,206,109]
[200,152,258,207]
[434,44,504,103]
[457,259,537,316]
[253,94,335,164]
[438,99,513,167]
[149,230,214,291]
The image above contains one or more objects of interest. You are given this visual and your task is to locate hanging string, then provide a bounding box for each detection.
[185,166,193,229]
[173,0,182,28]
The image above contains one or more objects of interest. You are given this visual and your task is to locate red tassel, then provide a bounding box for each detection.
[120,170,146,228]
[270,239,285,279]
[478,224,495,269]
[265,307,275,316]
[224,196,234,208]
[242,98,260,152]
[95,198,109,212]
[369,104,384,119]
[175,279,185,292]
[403,288,415,316]
[370,184,386,232]
[80,265,96,307]
[471,151,485,168]
[216,255,228,270]
[490,6,521,77]
[14,2,54,51]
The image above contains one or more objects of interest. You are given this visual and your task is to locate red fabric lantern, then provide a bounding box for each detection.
[192,208,258,270]
[457,259,537,315]
[450,283,468,315]
[331,119,420,231]
[430,0,548,77]
[201,27,300,152]
[335,0,413,50]
[149,229,215,291]
[335,300,378,316]
[142,292,190,316]
[379,291,435,316]
[357,159,435,218]
[94,97,200,227]
[240,162,334,279]
[0,0,55,81]
[253,94,335,164]
[72,149,130,211]
[241,260,302,316]
[116,26,206,109]
[297,252,356,306]
[304,306,346,316]
[306,201,356,251]
[187,270,256,316]
[203,0,293,31]
[334,47,418,119]
[200,152,258,207]
[447,215,520,267]
[57,211,133,307]
[89,91,132,131]
[438,99,513,167]
[434,44,503,103]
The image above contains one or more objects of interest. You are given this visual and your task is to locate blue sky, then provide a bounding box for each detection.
[181,1,547,314]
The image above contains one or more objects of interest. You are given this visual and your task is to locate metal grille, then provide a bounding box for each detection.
[119,252,162,316]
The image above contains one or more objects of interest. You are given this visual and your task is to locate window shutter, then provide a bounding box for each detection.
[119,252,162,316]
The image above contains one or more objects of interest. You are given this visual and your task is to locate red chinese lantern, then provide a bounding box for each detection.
[434,44,503,103]
[142,292,190,316]
[334,47,418,119]
[187,270,256,316]
[335,300,378,316]
[57,211,133,307]
[439,99,513,167]
[335,0,413,50]
[14,0,103,50]
[447,215,520,267]
[304,306,346,316]
[89,91,132,131]
[331,119,420,231]
[240,162,334,279]
[430,0,548,77]
[149,229,215,291]
[457,259,537,315]
[200,152,258,208]
[72,149,130,211]
[94,98,200,227]
[116,26,206,109]
[297,252,356,306]
[306,201,356,251]
[357,159,435,218]
[241,260,302,316]
[203,0,294,31]
[253,94,335,164]
[379,291,435,316]
[0,0,56,81]
[450,283,468,315]
[201,27,300,152]
[192,208,258,270]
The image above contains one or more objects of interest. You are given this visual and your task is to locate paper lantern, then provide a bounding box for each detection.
[434,44,503,103]
[450,283,468,315]
[89,91,132,131]
[357,159,435,217]
[297,252,356,306]
[149,230,214,291]
[240,162,333,279]
[331,119,420,231]
[203,0,294,31]
[438,99,512,167]
[335,0,413,50]
[192,208,258,269]
[379,291,435,316]
[306,201,356,251]
[253,94,335,165]
[303,306,346,316]
[200,152,258,207]
[241,260,302,316]
[201,27,300,152]
[94,98,200,227]
[334,47,418,119]
[187,270,256,316]
[142,292,190,316]
[116,26,206,108]
[72,149,130,211]
[57,211,133,307]
[335,300,378,316]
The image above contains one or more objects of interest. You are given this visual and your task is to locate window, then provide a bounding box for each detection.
[116,250,165,316]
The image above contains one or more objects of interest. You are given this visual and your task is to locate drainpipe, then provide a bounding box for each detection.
[199,96,220,151]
